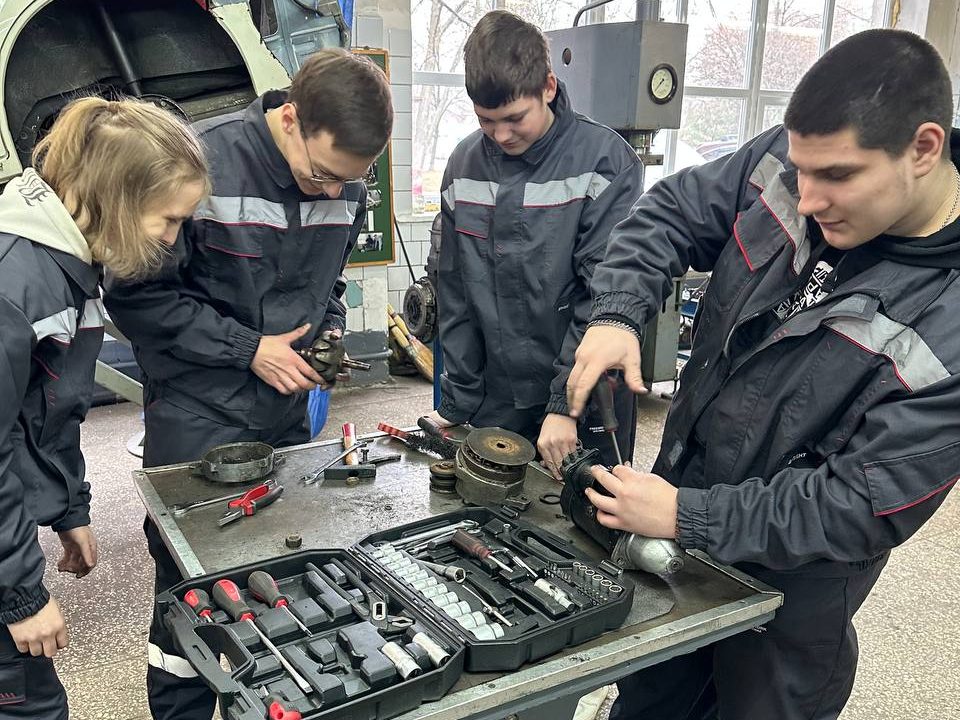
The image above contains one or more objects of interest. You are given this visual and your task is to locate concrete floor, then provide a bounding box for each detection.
[44,376,960,719]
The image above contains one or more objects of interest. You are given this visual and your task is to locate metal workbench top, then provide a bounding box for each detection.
[133,432,782,720]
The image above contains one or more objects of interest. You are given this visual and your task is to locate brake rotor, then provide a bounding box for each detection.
[455,427,535,505]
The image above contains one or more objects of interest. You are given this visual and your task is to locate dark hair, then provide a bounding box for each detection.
[785,29,953,157]
[290,48,393,158]
[464,11,551,109]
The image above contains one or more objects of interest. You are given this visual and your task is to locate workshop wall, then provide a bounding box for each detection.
[343,1,432,339]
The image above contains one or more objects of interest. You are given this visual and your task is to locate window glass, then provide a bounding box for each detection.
[676,96,744,170]
[760,0,825,91]
[685,0,754,88]
[413,86,477,213]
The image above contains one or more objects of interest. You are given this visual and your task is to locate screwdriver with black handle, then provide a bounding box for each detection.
[247,570,313,636]
[592,372,624,466]
[211,579,315,696]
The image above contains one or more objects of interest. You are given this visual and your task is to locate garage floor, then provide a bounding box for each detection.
[44,376,960,719]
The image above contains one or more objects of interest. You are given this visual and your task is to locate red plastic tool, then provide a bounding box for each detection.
[217,482,284,527]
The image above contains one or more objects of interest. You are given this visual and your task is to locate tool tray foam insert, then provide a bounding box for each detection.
[358,507,637,672]
[159,550,465,720]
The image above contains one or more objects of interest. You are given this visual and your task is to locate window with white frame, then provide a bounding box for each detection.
[411,0,891,211]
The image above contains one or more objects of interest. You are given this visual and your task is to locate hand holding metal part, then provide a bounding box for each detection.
[297,335,371,384]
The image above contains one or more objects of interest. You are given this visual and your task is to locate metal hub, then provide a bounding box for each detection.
[455,428,535,505]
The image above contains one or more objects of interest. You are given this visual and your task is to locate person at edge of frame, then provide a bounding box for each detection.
[565,29,960,720]
[424,11,643,476]
[103,48,393,720]
[0,97,209,720]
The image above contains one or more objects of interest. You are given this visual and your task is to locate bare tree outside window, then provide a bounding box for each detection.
[411,0,889,209]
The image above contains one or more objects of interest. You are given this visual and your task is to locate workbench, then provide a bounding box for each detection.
[133,432,782,720]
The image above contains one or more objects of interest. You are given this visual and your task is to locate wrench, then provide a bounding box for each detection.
[389,520,480,549]
[300,441,370,485]
[169,480,278,517]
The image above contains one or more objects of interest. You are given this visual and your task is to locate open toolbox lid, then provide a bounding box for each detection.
[159,550,466,720]
[354,506,636,672]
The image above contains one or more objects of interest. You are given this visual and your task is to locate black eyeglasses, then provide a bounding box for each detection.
[298,121,372,185]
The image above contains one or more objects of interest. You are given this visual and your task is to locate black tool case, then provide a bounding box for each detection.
[358,507,634,672]
[160,508,634,719]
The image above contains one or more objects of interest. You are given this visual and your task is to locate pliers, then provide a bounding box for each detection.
[217,481,284,527]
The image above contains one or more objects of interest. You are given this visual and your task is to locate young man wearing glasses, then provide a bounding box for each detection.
[104,48,392,720]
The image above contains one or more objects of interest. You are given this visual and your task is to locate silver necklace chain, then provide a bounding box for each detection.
[940,164,960,231]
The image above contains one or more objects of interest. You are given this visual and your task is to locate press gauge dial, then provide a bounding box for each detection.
[649,64,678,104]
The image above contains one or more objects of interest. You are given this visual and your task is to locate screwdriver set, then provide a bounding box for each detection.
[159,509,633,719]
[159,551,464,720]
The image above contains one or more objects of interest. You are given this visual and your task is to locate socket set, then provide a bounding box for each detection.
[360,507,635,672]
[159,551,464,720]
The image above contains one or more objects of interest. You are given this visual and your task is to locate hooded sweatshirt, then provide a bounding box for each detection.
[0,169,104,624]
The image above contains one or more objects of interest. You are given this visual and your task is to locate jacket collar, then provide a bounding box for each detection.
[244,91,297,189]
[45,247,101,298]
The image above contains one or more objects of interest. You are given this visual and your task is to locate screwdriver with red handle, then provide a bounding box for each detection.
[211,579,314,696]
[265,693,302,720]
[451,530,511,572]
[183,588,215,623]
[247,570,313,636]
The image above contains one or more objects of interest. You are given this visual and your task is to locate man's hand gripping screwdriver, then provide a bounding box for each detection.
[211,579,315,696]
[593,372,623,466]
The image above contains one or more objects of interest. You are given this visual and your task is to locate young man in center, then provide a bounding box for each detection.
[105,48,392,720]
[427,11,643,474]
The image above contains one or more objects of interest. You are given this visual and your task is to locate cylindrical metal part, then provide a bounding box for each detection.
[612,534,685,575]
[401,569,429,584]
[420,584,448,600]
[382,641,422,679]
[412,557,466,583]
[456,614,483,630]
[441,601,473,618]
[469,623,496,640]
[534,578,576,610]
[429,591,460,607]
[411,577,440,592]
[590,574,602,589]
[412,631,451,666]
[610,584,623,594]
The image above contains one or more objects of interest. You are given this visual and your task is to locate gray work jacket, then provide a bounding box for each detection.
[438,85,643,422]
[105,92,365,429]
[0,235,102,623]
[592,125,960,572]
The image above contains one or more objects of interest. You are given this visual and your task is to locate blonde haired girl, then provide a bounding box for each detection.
[0,96,208,719]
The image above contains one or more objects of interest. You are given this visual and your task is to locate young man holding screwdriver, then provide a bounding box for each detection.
[566,30,960,720]
[424,11,642,474]
[105,49,393,720]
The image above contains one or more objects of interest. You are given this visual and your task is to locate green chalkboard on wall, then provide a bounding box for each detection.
[348,47,395,267]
